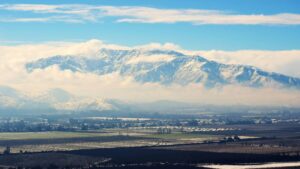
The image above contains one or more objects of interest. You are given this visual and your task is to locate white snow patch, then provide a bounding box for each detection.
[126,54,175,64]
[201,161,300,169]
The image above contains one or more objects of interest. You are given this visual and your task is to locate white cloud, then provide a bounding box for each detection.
[192,50,300,78]
[1,4,300,25]
[134,43,182,52]
[99,6,300,25]
[1,4,58,12]
[0,39,300,106]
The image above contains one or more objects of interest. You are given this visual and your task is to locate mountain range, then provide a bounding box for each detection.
[0,85,299,115]
[0,86,122,113]
[0,86,195,114]
[26,48,300,88]
[1,48,300,113]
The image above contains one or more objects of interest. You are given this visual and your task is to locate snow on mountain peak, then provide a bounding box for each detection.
[125,52,176,64]
[54,98,115,111]
[25,48,300,89]
[0,86,120,112]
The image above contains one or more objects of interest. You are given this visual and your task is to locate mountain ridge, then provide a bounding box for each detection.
[0,86,120,112]
[26,48,300,88]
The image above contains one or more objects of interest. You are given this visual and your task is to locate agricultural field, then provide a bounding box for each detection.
[143,133,222,144]
[0,119,299,168]
[159,141,300,154]
[0,129,225,153]
[0,131,115,140]
[7,140,160,153]
[0,123,299,168]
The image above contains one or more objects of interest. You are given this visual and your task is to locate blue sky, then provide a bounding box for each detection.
[0,0,300,50]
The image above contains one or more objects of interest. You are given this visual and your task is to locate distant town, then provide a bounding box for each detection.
[0,111,299,133]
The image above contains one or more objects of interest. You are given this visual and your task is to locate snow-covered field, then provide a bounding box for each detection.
[201,161,300,169]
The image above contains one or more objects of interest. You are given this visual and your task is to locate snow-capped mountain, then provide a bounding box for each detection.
[37,88,74,104]
[54,98,115,111]
[0,86,30,109]
[0,86,23,98]
[26,48,300,88]
[0,86,119,112]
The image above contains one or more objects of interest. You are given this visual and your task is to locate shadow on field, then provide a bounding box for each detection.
[68,146,300,164]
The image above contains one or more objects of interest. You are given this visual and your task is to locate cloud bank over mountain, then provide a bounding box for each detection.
[0,39,300,107]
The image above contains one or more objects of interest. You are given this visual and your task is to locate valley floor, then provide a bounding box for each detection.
[0,123,299,168]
